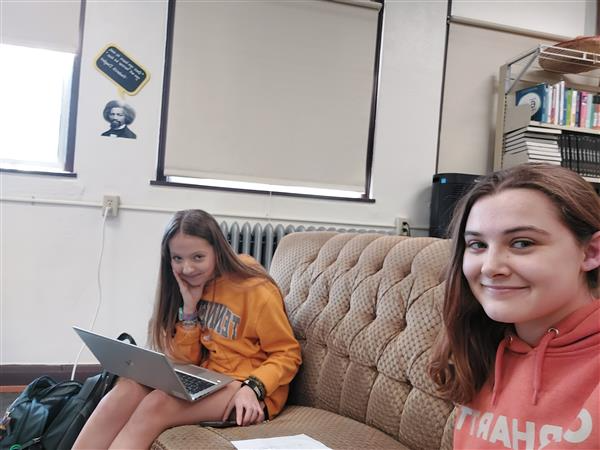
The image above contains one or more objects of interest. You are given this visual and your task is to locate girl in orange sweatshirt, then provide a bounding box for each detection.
[430,164,600,449]
[74,209,301,450]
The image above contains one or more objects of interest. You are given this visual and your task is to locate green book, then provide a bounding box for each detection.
[565,89,572,126]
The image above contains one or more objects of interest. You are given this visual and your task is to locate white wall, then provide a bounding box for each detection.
[0,1,448,364]
[1,0,593,365]
[451,0,593,37]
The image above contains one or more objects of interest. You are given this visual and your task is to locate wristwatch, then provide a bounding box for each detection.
[242,376,265,401]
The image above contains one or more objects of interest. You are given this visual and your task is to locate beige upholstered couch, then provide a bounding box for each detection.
[153,232,456,450]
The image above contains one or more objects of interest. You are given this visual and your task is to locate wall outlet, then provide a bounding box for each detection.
[394,217,410,236]
[102,195,120,217]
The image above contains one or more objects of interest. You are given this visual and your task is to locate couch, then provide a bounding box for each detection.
[152,232,456,450]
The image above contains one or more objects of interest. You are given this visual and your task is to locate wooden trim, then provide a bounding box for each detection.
[0,364,102,386]
[0,386,25,393]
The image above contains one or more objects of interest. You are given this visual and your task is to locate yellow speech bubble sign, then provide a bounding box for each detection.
[95,44,150,96]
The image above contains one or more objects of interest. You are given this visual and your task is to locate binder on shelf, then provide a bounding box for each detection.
[557,132,600,178]
[515,83,546,122]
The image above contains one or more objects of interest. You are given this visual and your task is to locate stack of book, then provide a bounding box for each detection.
[502,126,562,168]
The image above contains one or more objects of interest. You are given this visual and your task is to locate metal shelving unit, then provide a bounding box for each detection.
[493,44,600,187]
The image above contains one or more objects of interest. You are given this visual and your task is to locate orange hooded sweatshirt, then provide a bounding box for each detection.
[454,301,600,450]
[170,256,301,418]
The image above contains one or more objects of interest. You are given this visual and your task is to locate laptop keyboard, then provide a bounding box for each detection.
[175,370,216,395]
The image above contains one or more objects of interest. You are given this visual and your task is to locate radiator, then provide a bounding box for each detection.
[220,221,393,270]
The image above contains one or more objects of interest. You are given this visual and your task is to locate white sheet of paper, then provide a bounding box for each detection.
[231,433,331,450]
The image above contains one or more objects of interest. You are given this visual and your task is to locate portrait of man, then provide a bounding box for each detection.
[101,100,137,139]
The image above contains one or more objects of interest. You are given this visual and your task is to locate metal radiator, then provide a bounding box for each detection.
[220,221,393,269]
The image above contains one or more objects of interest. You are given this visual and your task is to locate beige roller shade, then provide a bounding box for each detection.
[163,0,381,193]
[1,0,82,53]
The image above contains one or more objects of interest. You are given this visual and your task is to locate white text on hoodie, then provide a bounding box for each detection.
[456,406,593,450]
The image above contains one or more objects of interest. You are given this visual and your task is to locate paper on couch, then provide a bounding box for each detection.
[231,433,331,450]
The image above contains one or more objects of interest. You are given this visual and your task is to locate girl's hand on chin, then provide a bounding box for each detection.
[173,270,206,312]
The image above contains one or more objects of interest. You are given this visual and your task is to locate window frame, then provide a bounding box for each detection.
[0,0,86,178]
[153,0,384,202]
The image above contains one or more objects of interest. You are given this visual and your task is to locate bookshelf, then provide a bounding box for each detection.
[494,44,600,187]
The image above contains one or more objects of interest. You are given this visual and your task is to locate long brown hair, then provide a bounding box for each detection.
[148,209,278,353]
[429,164,600,404]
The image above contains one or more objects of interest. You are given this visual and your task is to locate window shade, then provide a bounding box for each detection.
[0,1,81,53]
[438,21,558,174]
[163,0,381,193]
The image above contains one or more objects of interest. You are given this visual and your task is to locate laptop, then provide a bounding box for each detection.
[73,326,233,402]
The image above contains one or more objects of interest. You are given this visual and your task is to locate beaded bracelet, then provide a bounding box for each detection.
[178,306,198,327]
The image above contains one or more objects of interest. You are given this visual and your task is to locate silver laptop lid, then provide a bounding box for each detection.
[72,326,232,401]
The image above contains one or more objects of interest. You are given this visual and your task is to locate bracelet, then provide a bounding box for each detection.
[178,306,197,321]
[242,376,266,401]
[181,319,199,328]
[178,306,198,328]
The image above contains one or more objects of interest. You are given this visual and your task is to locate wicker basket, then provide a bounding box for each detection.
[539,36,600,74]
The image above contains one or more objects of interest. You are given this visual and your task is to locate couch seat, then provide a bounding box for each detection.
[152,405,410,450]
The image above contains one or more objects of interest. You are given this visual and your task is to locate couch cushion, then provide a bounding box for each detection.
[152,425,234,450]
[153,405,410,450]
[270,233,456,449]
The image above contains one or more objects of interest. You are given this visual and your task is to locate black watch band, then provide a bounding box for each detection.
[242,377,265,401]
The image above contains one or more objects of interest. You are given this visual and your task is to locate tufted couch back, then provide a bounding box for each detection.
[270,232,456,450]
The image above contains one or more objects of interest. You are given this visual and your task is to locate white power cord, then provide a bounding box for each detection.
[70,206,111,380]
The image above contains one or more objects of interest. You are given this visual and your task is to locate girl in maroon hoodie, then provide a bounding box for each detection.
[430,164,600,449]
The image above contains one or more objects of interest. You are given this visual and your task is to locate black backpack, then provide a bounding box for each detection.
[0,333,135,450]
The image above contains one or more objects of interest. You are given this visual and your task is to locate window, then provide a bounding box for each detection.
[155,0,384,200]
[0,1,84,175]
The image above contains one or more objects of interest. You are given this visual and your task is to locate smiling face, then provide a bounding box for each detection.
[168,232,216,288]
[462,188,595,344]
